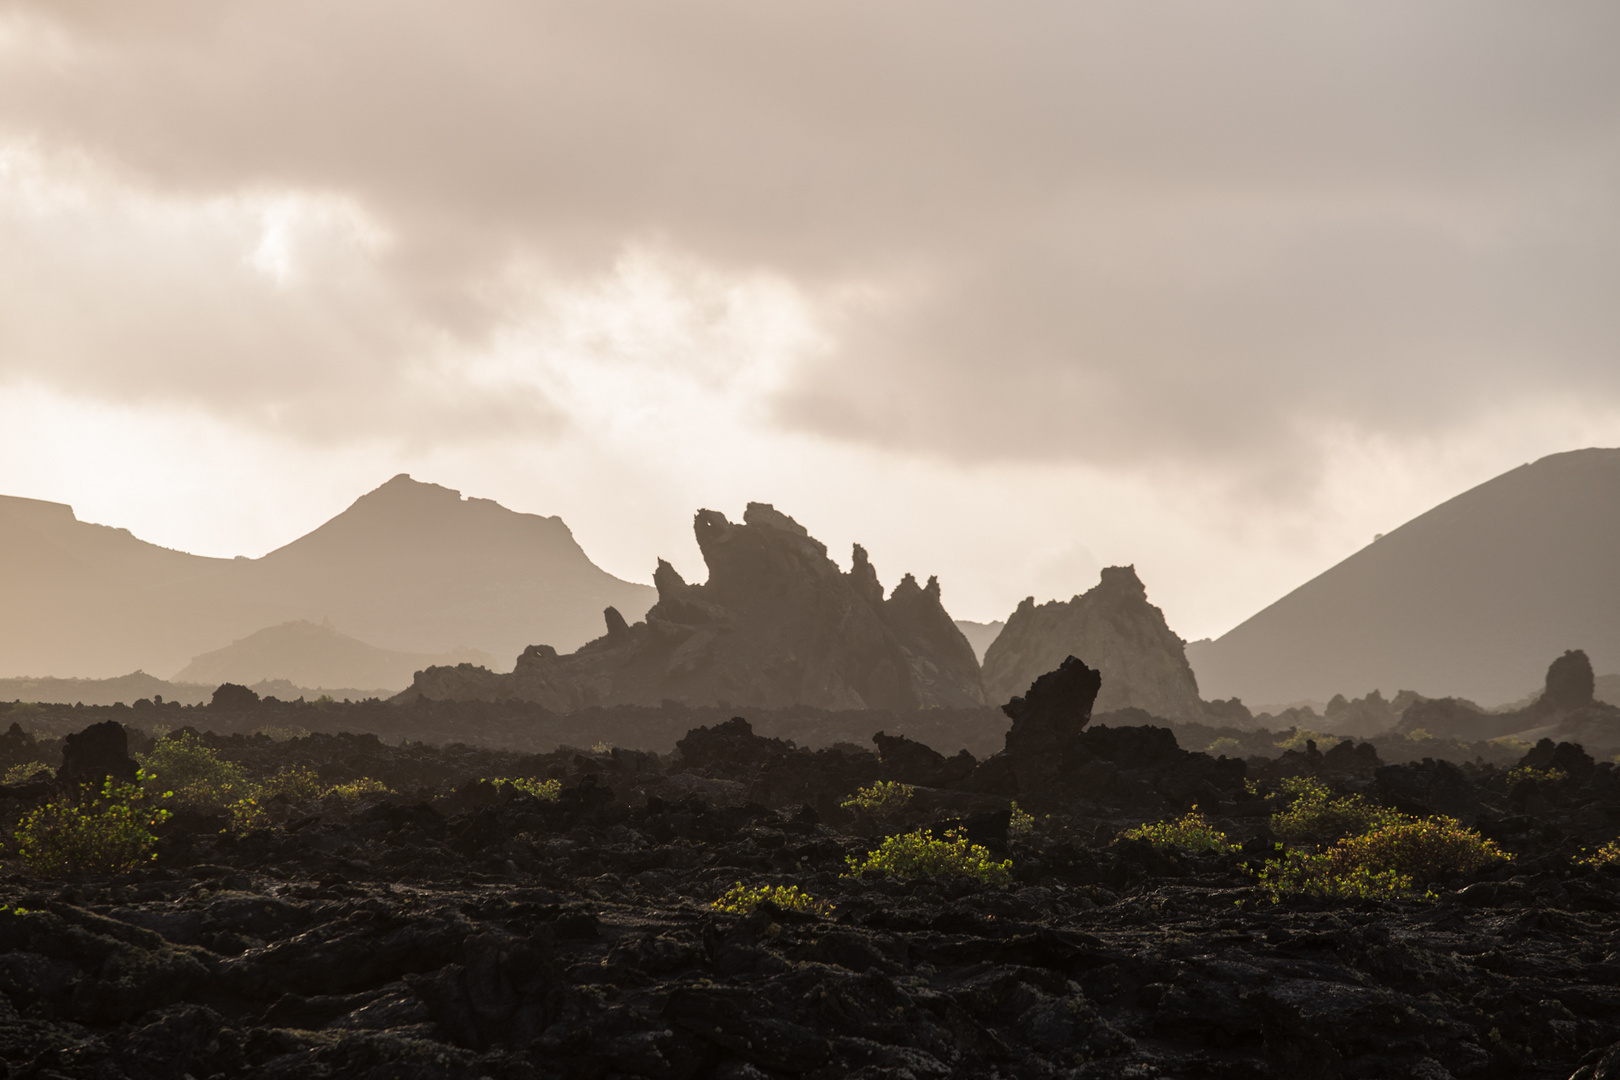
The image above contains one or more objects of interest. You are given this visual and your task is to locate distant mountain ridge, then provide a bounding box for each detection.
[0,476,654,681]
[1189,448,1620,705]
[175,620,493,692]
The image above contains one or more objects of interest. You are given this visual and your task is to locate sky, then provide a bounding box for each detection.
[2,1,1619,640]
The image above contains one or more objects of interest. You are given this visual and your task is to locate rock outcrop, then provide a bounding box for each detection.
[981,566,1206,719]
[401,504,985,712]
[1394,648,1620,745]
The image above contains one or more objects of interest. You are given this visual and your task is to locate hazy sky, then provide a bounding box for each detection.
[3,2,1619,640]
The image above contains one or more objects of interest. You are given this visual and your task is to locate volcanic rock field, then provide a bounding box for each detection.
[0,670,1617,1079]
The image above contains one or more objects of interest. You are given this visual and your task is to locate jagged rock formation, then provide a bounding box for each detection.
[401,504,985,712]
[981,566,1206,719]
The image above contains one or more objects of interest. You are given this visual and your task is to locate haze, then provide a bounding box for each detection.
[4,2,1620,638]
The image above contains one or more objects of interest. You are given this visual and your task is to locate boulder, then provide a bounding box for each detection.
[982,567,1206,720]
[58,720,139,786]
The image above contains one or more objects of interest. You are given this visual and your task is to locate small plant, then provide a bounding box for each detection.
[1254,816,1508,903]
[840,780,914,817]
[138,731,247,812]
[1273,728,1324,752]
[1505,765,1568,787]
[711,882,834,916]
[14,776,172,876]
[1270,777,1405,846]
[258,766,322,802]
[591,741,613,754]
[1254,849,1420,902]
[324,778,393,800]
[3,762,52,785]
[1405,728,1434,742]
[495,777,562,800]
[845,827,1012,884]
[1579,840,1620,868]
[1009,801,1036,836]
[1205,737,1243,757]
[1119,807,1236,853]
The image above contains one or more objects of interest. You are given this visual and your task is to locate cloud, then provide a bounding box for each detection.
[0,0,1618,495]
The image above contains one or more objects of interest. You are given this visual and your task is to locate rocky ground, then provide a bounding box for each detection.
[0,680,1617,1076]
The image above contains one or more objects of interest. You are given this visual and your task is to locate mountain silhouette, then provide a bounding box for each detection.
[1187,448,1620,706]
[174,619,494,692]
[0,476,653,680]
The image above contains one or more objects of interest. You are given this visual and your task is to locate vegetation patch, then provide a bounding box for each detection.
[711,882,834,916]
[324,778,393,800]
[1256,816,1509,902]
[495,777,562,800]
[1119,808,1236,854]
[1009,801,1036,836]
[138,730,248,812]
[1270,777,1404,846]
[14,776,172,876]
[3,762,52,785]
[840,780,914,817]
[1579,840,1620,869]
[1505,765,1567,787]
[845,827,1011,884]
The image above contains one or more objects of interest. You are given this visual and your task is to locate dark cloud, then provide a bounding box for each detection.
[1,0,1618,477]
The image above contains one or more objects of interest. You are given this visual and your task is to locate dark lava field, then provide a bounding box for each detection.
[0,677,1618,1078]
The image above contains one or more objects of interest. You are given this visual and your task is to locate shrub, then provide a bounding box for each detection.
[1119,807,1235,853]
[1505,765,1568,786]
[1009,801,1036,836]
[495,777,561,800]
[1490,736,1534,755]
[1405,728,1434,742]
[1270,777,1405,846]
[14,777,172,876]
[251,725,309,742]
[324,778,392,800]
[1273,728,1324,752]
[711,882,834,916]
[258,766,322,802]
[840,780,914,817]
[845,827,1012,884]
[138,731,247,811]
[1255,816,1509,902]
[1580,840,1620,868]
[3,762,52,785]
[1206,737,1243,757]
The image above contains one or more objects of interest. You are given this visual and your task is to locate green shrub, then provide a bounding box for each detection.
[3,762,52,785]
[495,777,562,800]
[1273,728,1324,752]
[711,882,834,916]
[1270,777,1405,846]
[1255,816,1509,902]
[1489,736,1534,755]
[1205,737,1243,757]
[1505,765,1568,786]
[1009,801,1036,836]
[1580,840,1620,868]
[258,766,322,802]
[1405,727,1434,742]
[324,778,392,800]
[1119,808,1236,853]
[14,777,172,876]
[840,780,914,817]
[138,731,247,811]
[845,827,1012,884]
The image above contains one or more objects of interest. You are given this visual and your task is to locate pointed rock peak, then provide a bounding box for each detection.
[1097,565,1147,598]
[653,559,689,600]
[604,606,630,638]
[1541,648,1595,713]
[889,572,922,601]
[743,502,809,536]
[850,543,883,607]
[925,574,941,601]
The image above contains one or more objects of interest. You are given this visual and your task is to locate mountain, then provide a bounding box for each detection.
[954,620,1005,664]
[401,503,986,711]
[981,566,1207,719]
[1188,448,1620,705]
[0,476,654,679]
[173,620,494,692]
